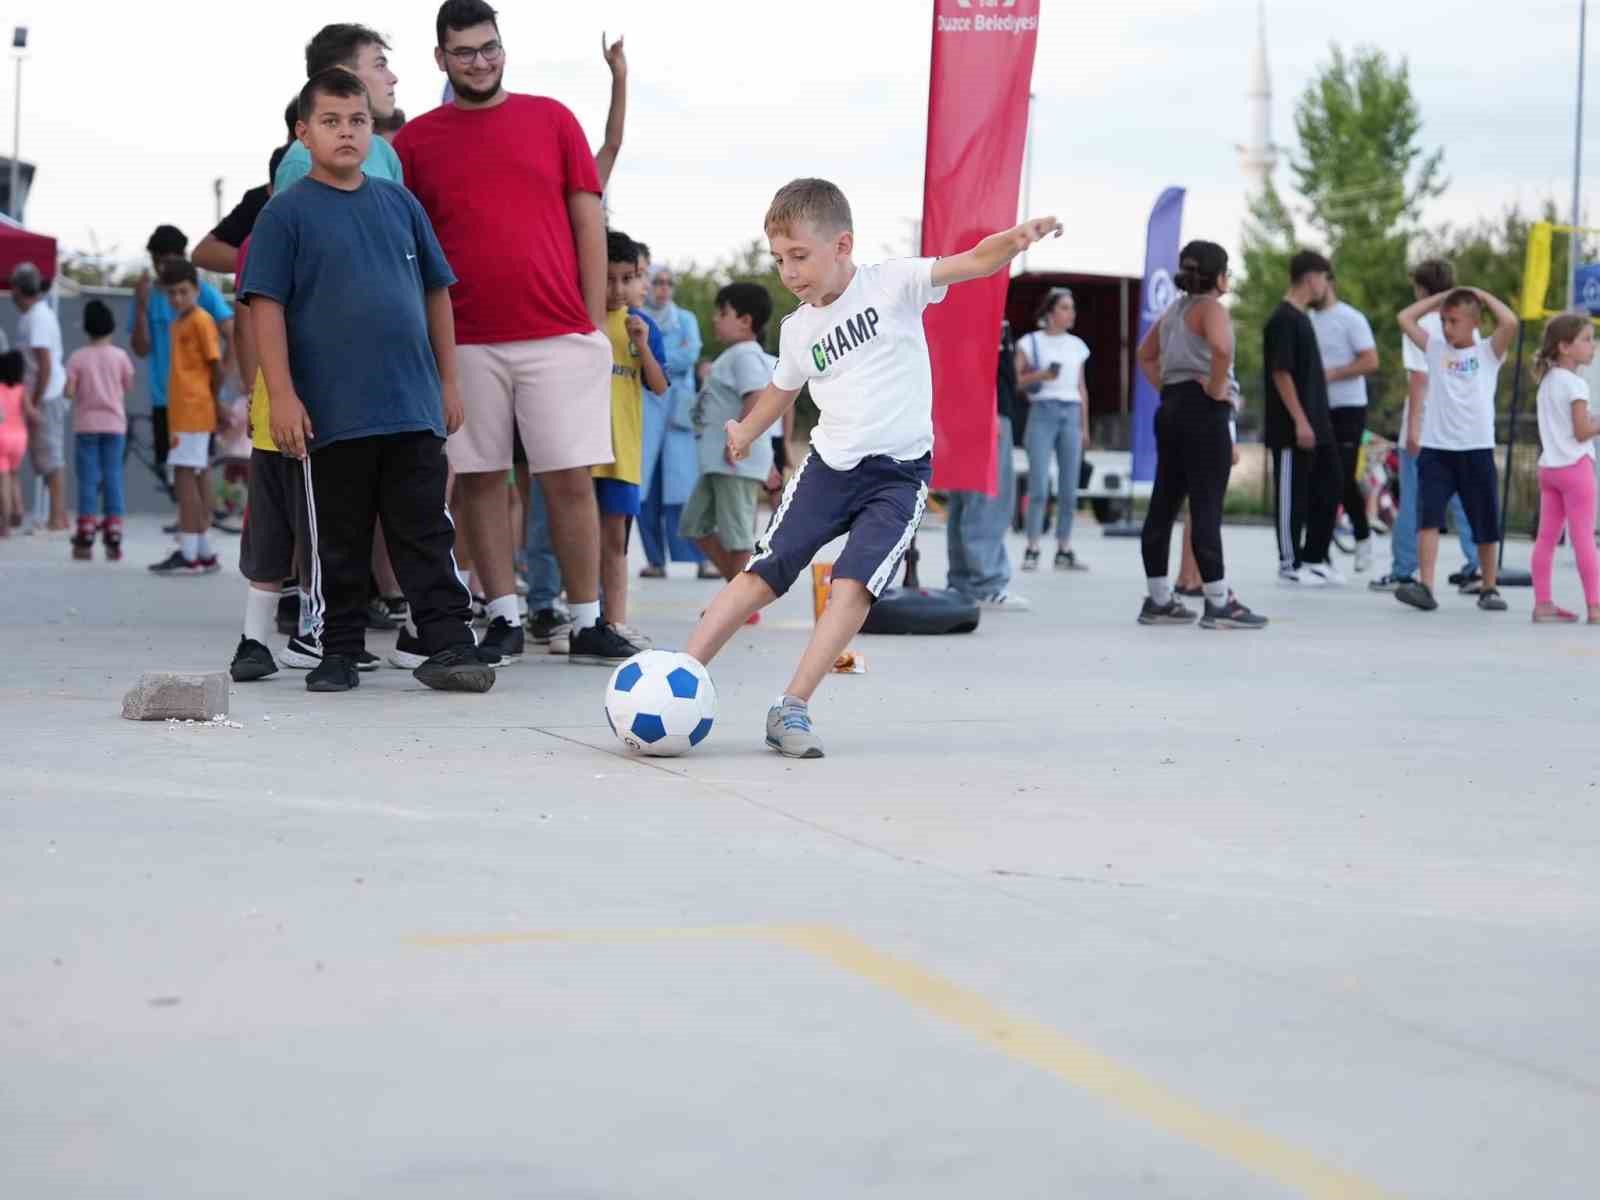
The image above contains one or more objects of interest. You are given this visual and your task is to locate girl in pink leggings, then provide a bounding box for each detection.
[1531,314,1600,622]
[0,350,29,537]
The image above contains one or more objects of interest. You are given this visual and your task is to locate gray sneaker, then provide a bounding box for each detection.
[1137,597,1197,625]
[1477,587,1508,612]
[765,701,825,759]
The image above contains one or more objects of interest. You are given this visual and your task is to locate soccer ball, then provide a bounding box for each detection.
[604,650,717,757]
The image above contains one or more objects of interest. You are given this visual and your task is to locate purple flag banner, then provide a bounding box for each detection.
[1130,187,1185,482]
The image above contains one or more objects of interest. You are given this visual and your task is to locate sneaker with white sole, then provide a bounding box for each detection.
[1137,597,1197,625]
[1277,564,1303,585]
[978,592,1032,612]
[1199,594,1268,630]
[766,700,825,759]
[1302,561,1344,586]
[1353,538,1374,573]
[1368,572,1414,593]
[478,616,525,666]
[388,628,428,670]
[280,634,324,669]
[616,623,654,649]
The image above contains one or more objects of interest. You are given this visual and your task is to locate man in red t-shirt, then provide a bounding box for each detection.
[395,0,630,666]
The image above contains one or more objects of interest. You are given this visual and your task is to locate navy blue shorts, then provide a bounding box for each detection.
[747,452,931,600]
[1418,447,1499,541]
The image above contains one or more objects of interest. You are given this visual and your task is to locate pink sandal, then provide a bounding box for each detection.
[1533,605,1578,624]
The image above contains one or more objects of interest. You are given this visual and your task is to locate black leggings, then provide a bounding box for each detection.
[1330,406,1371,540]
[1140,382,1233,584]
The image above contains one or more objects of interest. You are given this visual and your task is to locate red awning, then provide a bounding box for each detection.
[0,220,56,286]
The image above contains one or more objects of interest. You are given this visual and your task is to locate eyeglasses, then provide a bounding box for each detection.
[443,40,504,65]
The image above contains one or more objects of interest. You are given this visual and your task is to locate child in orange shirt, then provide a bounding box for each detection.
[150,259,224,574]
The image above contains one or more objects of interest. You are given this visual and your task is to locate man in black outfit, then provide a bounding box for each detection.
[1264,250,1343,585]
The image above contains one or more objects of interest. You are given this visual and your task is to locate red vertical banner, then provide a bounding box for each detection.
[921,0,1040,495]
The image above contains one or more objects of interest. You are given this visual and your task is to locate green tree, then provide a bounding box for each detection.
[1233,45,1445,433]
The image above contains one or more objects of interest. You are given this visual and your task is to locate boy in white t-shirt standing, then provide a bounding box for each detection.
[684,177,1060,758]
[1395,286,1519,612]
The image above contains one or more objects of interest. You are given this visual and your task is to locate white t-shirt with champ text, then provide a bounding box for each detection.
[17,300,65,402]
[773,258,948,470]
[1019,330,1090,403]
[1421,331,1504,451]
[1310,301,1376,409]
[1536,366,1594,468]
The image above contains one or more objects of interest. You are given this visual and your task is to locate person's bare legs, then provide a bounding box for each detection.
[686,573,777,665]
[453,470,517,603]
[1177,511,1201,590]
[1417,528,1441,590]
[196,468,214,532]
[538,466,601,607]
[45,469,67,530]
[694,536,751,582]
[1478,543,1498,591]
[0,470,11,536]
[175,468,207,543]
[599,513,629,625]
[784,579,871,703]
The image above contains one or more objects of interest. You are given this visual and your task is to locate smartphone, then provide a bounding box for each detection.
[1048,361,1063,377]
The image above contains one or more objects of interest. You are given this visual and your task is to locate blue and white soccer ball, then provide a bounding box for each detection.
[604,650,718,756]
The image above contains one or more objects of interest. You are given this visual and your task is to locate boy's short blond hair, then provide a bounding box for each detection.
[765,178,853,238]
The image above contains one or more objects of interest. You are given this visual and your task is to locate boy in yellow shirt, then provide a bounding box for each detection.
[589,230,667,662]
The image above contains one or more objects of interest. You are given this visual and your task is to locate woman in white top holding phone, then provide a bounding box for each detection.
[1016,287,1091,571]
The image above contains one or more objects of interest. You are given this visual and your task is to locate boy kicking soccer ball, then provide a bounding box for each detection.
[684,177,1060,758]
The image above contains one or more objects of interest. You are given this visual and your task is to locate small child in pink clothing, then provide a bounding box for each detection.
[1530,314,1600,622]
[0,349,27,537]
[63,300,135,560]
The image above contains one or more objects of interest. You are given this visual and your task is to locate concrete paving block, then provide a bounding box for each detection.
[120,671,230,722]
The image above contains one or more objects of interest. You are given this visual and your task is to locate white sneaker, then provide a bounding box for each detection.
[617,623,654,649]
[1354,538,1374,573]
[1304,560,1345,586]
[1277,564,1303,586]
[978,591,1032,612]
[547,623,572,655]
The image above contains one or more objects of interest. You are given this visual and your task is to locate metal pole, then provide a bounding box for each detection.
[1572,0,1588,308]
[213,177,223,227]
[8,53,19,220]
[1498,323,1528,566]
[1020,92,1035,273]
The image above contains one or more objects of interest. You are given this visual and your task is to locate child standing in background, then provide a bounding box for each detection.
[64,300,135,560]
[0,350,27,537]
[1530,314,1600,623]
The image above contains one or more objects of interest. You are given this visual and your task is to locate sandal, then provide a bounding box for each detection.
[1533,604,1578,624]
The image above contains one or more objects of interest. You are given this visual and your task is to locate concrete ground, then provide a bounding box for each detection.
[2,514,1596,1199]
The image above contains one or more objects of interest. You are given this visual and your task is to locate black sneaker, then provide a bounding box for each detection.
[280,633,324,669]
[388,627,429,670]
[148,549,202,575]
[382,595,408,625]
[306,654,360,692]
[276,592,301,636]
[413,645,497,693]
[1137,597,1197,625]
[1368,572,1414,593]
[1396,581,1439,611]
[365,597,399,630]
[569,620,642,666]
[478,616,525,666]
[1054,549,1087,571]
[230,636,279,682]
[1477,587,1508,612]
[524,606,570,645]
[1020,547,1041,572]
[1200,594,1268,629]
[1450,566,1483,593]
[355,649,381,672]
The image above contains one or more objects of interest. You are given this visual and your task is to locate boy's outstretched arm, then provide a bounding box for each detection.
[726,383,802,462]
[931,217,1062,287]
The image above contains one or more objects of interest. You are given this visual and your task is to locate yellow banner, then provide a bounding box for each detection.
[1521,221,1552,319]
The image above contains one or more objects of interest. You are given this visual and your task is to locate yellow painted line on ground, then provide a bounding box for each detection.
[409,923,1401,1199]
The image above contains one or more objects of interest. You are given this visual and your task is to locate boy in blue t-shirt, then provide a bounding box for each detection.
[242,68,492,696]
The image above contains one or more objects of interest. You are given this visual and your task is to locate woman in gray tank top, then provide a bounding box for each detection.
[1132,241,1266,629]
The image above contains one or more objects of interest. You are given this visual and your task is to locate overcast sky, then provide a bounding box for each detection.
[19,0,1594,278]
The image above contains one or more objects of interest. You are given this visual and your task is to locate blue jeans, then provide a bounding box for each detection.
[1391,447,1478,578]
[946,415,1015,599]
[523,479,563,611]
[637,460,702,567]
[74,433,126,518]
[1023,399,1082,546]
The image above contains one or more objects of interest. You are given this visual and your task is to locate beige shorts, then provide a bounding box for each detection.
[450,332,613,475]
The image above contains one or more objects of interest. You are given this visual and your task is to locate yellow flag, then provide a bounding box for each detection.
[1521,222,1553,319]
